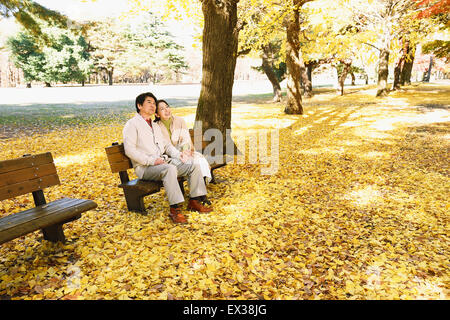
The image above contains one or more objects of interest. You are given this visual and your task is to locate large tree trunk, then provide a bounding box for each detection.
[261,44,282,102]
[284,0,304,114]
[400,45,415,85]
[392,37,410,90]
[195,0,239,154]
[376,48,390,97]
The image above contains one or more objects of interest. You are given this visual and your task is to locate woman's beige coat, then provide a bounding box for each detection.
[156,115,193,151]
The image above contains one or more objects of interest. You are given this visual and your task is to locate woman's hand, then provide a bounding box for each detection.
[182,149,193,158]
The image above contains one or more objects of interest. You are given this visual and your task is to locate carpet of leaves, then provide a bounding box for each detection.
[0,83,448,300]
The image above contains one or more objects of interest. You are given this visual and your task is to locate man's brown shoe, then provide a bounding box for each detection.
[169,207,187,224]
[187,199,213,213]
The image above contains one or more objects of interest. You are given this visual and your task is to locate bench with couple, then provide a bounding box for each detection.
[123,92,214,224]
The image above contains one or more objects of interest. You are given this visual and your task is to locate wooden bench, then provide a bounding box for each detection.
[0,153,97,244]
[105,129,227,213]
[189,129,227,183]
[105,142,171,214]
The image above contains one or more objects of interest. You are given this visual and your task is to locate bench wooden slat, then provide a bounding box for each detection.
[0,153,53,174]
[110,160,133,173]
[0,173,60,201]
[119,179,162,193]
[106,151,131,164]
[0,163,57,188]
[0,197,97,244]
[105,144,124,155]
[105,144,132,173]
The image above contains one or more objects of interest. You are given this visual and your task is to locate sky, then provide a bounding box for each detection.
[34,0,134,20]
[31,0,200,47]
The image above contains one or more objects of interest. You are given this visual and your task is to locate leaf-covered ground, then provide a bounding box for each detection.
[0,83,449,300]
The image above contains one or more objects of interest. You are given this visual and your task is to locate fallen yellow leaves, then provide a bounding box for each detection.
[0,84,449,300]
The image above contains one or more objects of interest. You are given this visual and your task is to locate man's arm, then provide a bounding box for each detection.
[123,121,159,166]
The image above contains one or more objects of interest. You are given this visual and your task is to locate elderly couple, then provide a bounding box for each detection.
[123,92,213,224]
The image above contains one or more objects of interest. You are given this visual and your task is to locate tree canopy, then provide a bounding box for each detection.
[0,0,67,41]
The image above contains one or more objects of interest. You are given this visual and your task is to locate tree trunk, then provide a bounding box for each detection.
[261,44,282,102]
[306,62,314,84]
[424,56,433,82]
[400,45,415,85]
[108,68,113,86]
[284,1,304,114]
[392,37,410,90]
[338,60,352,96]
[301,62,312,98]
[195,0,239,154]
[376,48,390,97]
[350,72,356,85]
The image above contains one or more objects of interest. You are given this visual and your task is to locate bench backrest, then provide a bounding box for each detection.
[0,153,60,201]
[105,143,132,174]
[105,129,205,174]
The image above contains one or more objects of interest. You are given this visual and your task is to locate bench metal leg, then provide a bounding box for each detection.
[123,189,147,214]
[42,224,66,243]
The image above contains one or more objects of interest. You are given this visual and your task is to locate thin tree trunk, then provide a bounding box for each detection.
[195,0,239,153]
[108,68,113,86]
[284,0,304,114]
[338,60,352,96]
[424,56,433,82]
[261,44,282,102]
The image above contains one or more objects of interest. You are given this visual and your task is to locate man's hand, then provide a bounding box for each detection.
[154,158,165,165]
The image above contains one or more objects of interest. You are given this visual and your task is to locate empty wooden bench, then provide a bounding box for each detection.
[0,153,97,244]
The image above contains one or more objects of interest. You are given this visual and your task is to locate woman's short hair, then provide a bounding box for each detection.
[135,92,157,113]
[154,99,170,122]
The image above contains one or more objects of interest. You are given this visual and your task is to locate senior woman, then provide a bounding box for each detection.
[154,100,213,204]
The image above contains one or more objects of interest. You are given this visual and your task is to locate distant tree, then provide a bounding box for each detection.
[85,14,187,85]
[350,0,419,96]
[120,13,188,83]
[416,0,449,62]
[7,26,92,87]
[7,31,44,87]
[85,20,126,86]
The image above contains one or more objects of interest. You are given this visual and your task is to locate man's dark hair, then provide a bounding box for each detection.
[135,92,157,113]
